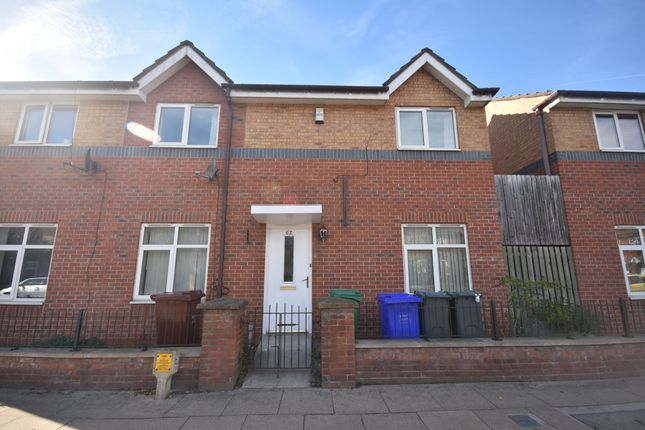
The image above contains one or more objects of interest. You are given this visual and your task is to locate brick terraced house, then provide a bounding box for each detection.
[0,41,508,326]
[487,90,645,301]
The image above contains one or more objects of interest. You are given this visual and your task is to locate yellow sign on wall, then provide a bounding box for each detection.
[154,352,174,373]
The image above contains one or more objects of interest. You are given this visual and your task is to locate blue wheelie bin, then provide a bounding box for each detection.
[377,293,422,339]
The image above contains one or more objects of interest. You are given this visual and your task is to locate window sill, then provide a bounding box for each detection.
[10,143,72,147]
[397,147,461,151]
[0,300,44,306]
[599,148,645,153]
[628,294,645,300]
[130,300,155,305]
[149,144,218,149]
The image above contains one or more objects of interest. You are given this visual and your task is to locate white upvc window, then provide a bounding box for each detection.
[133,224,210,301]
[14,103,78,145]
[0,224,57,303]
[593,111,645,152]
[615,226,645,299]
[401,224,472,293]
[396,107,459,150]
[153,103,220,147]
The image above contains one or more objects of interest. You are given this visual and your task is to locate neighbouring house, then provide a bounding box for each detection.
[0,41,506,324]
[486,90,645,301]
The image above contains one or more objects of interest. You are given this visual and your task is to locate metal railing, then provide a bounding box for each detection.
[0,306,202,349]
[357,298,645,340]
[245,304,315,374]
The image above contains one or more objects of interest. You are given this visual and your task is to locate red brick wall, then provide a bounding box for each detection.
[356,340,645,384]
[556,159,645,301]
[0,350,199,390]
[223,158,507,312]
[0,155,224,309]
[319,299,356,388]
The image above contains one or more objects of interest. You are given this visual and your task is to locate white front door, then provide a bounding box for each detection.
[263,224,312,333]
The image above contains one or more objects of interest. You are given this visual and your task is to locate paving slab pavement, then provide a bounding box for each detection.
[1,377,645,429]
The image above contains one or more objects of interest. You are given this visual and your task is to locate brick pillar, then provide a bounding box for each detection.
[197,298,247,391]
[318,297,356,388]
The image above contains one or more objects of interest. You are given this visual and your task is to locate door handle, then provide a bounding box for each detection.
[302,276,309,288]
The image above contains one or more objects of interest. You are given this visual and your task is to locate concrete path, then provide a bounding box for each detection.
[1,377,645,429]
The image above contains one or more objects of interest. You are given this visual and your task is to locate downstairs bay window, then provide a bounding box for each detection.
[402,224,472,293]
[616,226,645,298]
[134,224,210,301]
[0,225,57,303]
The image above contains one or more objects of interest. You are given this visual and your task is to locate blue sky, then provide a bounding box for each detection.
[1,0,644,96]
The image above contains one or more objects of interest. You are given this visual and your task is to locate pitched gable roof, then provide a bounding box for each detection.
[133,40,233,95]
[383,48,498,107]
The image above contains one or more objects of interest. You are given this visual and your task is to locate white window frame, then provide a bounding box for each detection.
[401,224,473,293]
[133,224,211,302]
[0,224,57,304]
[152,103,221,148]
[616,226,645,299]
[593,111,645,152]
[396,107,460,151]
[13,103,78,146]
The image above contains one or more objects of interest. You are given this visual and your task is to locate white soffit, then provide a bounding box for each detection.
[546,97,645,110]
[251,204,323,225]
[230,90,388,105]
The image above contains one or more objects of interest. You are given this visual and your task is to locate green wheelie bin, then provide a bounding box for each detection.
[329,289,363,332]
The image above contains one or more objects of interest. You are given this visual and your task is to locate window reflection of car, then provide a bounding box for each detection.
[628,274,645,293]
[0,277,48,298]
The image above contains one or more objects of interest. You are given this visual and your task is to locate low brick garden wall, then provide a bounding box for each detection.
[355,337,645,385]
[0,347,201,390]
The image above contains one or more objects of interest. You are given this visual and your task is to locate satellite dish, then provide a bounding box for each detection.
[195,160,218,181]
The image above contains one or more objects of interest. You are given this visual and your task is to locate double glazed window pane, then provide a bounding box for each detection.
[436,227,465,244]
[27,227,56,245]
[174,249,207,291]
[427,110,456,149]
[46,106,77,144]
[438,248,469,292]
[407,250,433,292]
[188,107,218,145]
[19,105,45,141]
[17,249,51,298]
[0,251,18,293]
[404,227,432,244]
[596,114,620,148]
[178,227,208,244]
[623,250,645,293]
[158,107,185,143]
[399,111,424,147]
[618,114,645,150]
[616,229,641,246]
[138,250,169,295]
[0,227,24,245]
[143,227,174,245]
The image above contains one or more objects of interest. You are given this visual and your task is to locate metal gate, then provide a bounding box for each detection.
[247,304,312,376]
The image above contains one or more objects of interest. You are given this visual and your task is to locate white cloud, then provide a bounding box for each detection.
[0,0,130,80]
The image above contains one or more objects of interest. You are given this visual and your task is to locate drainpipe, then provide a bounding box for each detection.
[216,86,234,297]
[536,107,552,175]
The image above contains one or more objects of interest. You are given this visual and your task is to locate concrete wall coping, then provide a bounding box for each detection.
[198,298,247,310]
[318,297,356,309]
[0,346,201,359]
[356,335,645,349]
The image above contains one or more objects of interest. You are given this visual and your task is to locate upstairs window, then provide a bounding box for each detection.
[594,111,645,151]
[15,103,78,145]
[154,104,220,147]
[397,107,458,150]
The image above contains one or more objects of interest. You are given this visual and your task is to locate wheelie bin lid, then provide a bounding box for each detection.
[377,293,422,304]
[329,289,363,302]
[150,290,205,301]
[448,290,480,298]
[414,290,451,298]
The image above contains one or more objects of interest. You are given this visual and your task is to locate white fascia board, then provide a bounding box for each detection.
[464,94,494,108]
[251,204,323,225]
[230,90,388,105]
[136,46,229,94]
[387,52,474,101]
[549,97,645,110]
[0,88,144,102]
